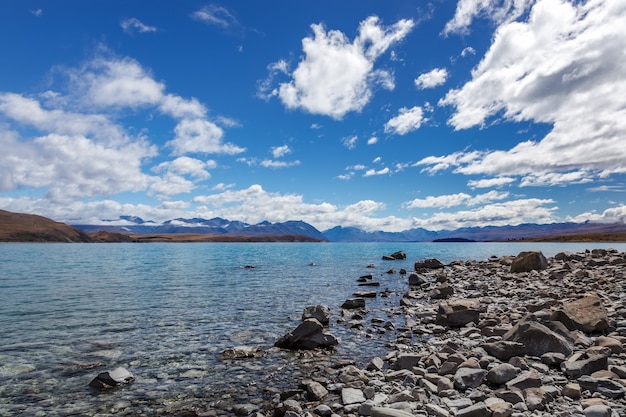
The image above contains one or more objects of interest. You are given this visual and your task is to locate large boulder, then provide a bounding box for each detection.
[89,367,134,390]
[274,318,339,350]
[502,318,573,356]
[550,294,609,333]
[414,258,445,270]
[302,305,331,326]
[510,251,548,273]
[436,299,481,327]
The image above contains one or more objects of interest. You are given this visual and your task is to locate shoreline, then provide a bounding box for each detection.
[216,248,626,417]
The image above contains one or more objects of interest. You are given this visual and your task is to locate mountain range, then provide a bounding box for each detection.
[72,215,626,242]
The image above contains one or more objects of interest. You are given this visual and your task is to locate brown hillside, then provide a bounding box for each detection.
[0,210,91,242]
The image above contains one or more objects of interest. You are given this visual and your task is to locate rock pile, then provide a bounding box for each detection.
[259,249,626,417]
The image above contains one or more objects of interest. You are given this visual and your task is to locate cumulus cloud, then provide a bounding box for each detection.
[0,53,246,207]
[443,0,534,36]
[414,68,448,89]
[567,205,626,224]
[410,198,557,231]
[404,190,509,209]
[427,0,626,186]
[121,18,157,34]
[384,106,425,135]
[153,156,215,180]
[167,119,245,155]
[274,16,414,119]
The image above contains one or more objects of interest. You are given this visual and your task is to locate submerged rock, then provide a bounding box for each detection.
[89,367,134,390]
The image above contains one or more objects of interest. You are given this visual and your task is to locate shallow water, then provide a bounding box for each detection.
[1,241,625,416]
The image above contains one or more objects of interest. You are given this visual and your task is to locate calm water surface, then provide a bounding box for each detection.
[1,241,625,416]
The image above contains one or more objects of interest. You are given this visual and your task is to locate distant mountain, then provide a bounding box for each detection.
[0,210,91,242]
[4,209,626,243]
[322,226,439,242]
[322,221,626,242]
[73,216,329,241]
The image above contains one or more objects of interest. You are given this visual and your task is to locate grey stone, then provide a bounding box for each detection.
[456,402,491,417]
[453,367,487,391]
[501,318,573,356]
[486,363,519,385]
[342,387,366,405]
[583,405,613,417]
[578,375,626,399]
[302,305,331,325]
[274,318,339,350]
[505,370,542,391]
[562,353,608,378]
[415,258,445,270]
[482,341,526,361]
[305,380,328,401]
[342,298,366,309]
[370,406,414,417]
[436,299,481,327]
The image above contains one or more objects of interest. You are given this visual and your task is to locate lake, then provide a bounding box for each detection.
[1,241,625,416]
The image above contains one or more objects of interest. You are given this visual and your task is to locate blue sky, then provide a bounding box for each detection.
[1,0,625,232]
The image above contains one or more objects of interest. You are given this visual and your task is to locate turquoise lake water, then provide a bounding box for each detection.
[1,241,626,416]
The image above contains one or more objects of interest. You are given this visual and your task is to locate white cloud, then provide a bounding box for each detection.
[31,9,43,17]
[411,198,557,231]
[121,18,157,34]
[153,156,215,180]
[78,57,164,109]
[276,16,414,119]
[191,5,238,28]
[271,145,291,158]
[461,46,476,57]
[404,190,509,209]
[468,177,516,188]
[167,118,245,156]
[192,185,416,231]
[342,136,358,150]
[414,68,448,89]
[429,0,626,185]
[159,94,207,119]
[384,106,425,135]
[567,205,626,224]
[367,136,378,145]
[0,131,156,201]
[364,167,390,177]
[260,159,301,168]
[443,0,534,36]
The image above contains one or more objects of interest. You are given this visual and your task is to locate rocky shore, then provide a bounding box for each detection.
[203,248,626,417]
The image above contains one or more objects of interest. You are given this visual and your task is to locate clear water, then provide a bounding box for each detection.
[1,241,625,416]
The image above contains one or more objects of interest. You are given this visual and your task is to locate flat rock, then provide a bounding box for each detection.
[342,387,366,405]
[551,294,609,333]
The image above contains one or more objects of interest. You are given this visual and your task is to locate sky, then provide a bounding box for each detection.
[1,0,625,232]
